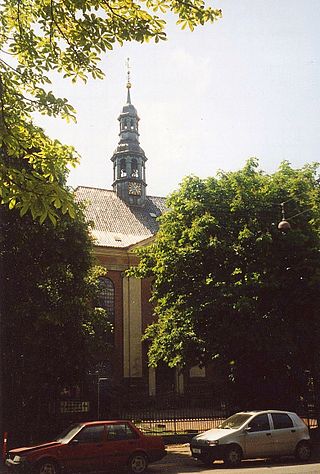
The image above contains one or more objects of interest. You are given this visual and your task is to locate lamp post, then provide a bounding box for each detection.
[277,196,320,424]
[97,377,108,420]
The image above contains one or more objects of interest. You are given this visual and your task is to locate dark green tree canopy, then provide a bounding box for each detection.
[0,0,222,222]
[130,159,320,407]
[0,198,112,440]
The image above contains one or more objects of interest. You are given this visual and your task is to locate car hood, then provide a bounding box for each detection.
[193,428,236,442]
[10,442,61,455]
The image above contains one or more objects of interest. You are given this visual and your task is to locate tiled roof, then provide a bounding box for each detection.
[75,186,167,248]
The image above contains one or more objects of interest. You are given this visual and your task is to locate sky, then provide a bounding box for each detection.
[36,0,320,198]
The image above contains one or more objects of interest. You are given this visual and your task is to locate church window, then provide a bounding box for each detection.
[124,119,128,130]
[142,163,146,181]
[131,159,139,178]
[98,277,115,326]
[130,119,135,130]
[120,159,127,177]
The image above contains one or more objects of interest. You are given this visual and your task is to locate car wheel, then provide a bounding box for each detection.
[37,460,60,474]
[128,452,148,474]
[224,444,242,467]
[295,441,311,462]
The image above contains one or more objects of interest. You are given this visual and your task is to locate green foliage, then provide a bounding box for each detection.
[0,137,79,223]
[0,200,112,439]
[0,0,222,221]
[130,159,320,407]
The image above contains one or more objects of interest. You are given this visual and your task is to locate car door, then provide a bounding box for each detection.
[271,412,299,455]
[60,424,106,472]
[244,413,275,458]
[102,422,142,469]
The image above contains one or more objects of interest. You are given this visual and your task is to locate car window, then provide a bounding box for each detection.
[74,425,105,443]
[219,413,252,429]
[271,413,293,429]
[248,414,270,432]
[55,424,83,442]
[106,423,138,441]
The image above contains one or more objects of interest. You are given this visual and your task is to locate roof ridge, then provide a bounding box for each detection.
[75,186,166,200]
[148,194,166,199]
[74,185,113,192]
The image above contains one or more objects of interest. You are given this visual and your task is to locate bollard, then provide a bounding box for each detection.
[2,432,7,463]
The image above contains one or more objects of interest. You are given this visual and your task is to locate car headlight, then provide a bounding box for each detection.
[207,440,219,446]
[13,455,26,463]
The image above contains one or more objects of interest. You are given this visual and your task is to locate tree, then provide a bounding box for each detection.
[0,199,112,443]
[0,0,222,222]
[130,159,320,409]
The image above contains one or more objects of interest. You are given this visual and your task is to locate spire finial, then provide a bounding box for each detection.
[126,57,132,104]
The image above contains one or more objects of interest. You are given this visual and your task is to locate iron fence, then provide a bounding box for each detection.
[118,406,228,435]
[118,406,319,436]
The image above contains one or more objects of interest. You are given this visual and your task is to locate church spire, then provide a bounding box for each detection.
[111,60,147,206]
[126,57,132,105]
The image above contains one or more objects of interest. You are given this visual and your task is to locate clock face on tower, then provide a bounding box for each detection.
[128,182,142,196]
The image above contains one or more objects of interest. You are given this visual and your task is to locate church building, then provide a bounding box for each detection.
[75,74,207,403]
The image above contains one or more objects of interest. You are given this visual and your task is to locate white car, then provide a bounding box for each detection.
[190,410,311,467]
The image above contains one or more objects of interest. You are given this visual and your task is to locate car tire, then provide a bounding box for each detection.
[36,459,60,474]
[128,452,148,474]
[295,441,312,462]
[224,444,242,467]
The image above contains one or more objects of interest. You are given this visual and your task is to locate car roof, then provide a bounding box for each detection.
[81,420,132,426]
[236,410,297,416]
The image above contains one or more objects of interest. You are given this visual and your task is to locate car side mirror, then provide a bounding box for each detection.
[244,427,252,433]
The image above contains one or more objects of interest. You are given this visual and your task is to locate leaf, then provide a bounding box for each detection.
[9,198,16,210]
[48,212,57,226]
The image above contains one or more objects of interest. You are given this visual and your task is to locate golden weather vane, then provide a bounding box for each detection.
[126,57,131,89]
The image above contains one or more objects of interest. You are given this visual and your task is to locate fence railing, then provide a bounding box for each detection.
[134,417,226,435]
[118,407,318,436]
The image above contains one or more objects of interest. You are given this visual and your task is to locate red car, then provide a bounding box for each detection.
[6,420,166,474]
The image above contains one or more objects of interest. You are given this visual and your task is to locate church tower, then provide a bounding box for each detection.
[111,61,147,206]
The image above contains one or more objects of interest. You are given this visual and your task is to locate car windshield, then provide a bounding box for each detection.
[54,424,83,443]
[219,413,252,429]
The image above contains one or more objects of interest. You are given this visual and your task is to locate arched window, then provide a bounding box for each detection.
[120,159,127,177]
[131,159,139,178]
[98,277,115,325]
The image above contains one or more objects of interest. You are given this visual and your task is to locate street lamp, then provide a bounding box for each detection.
[97,377,108,420]
[277,199,312,231]
[278,202,291,231]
